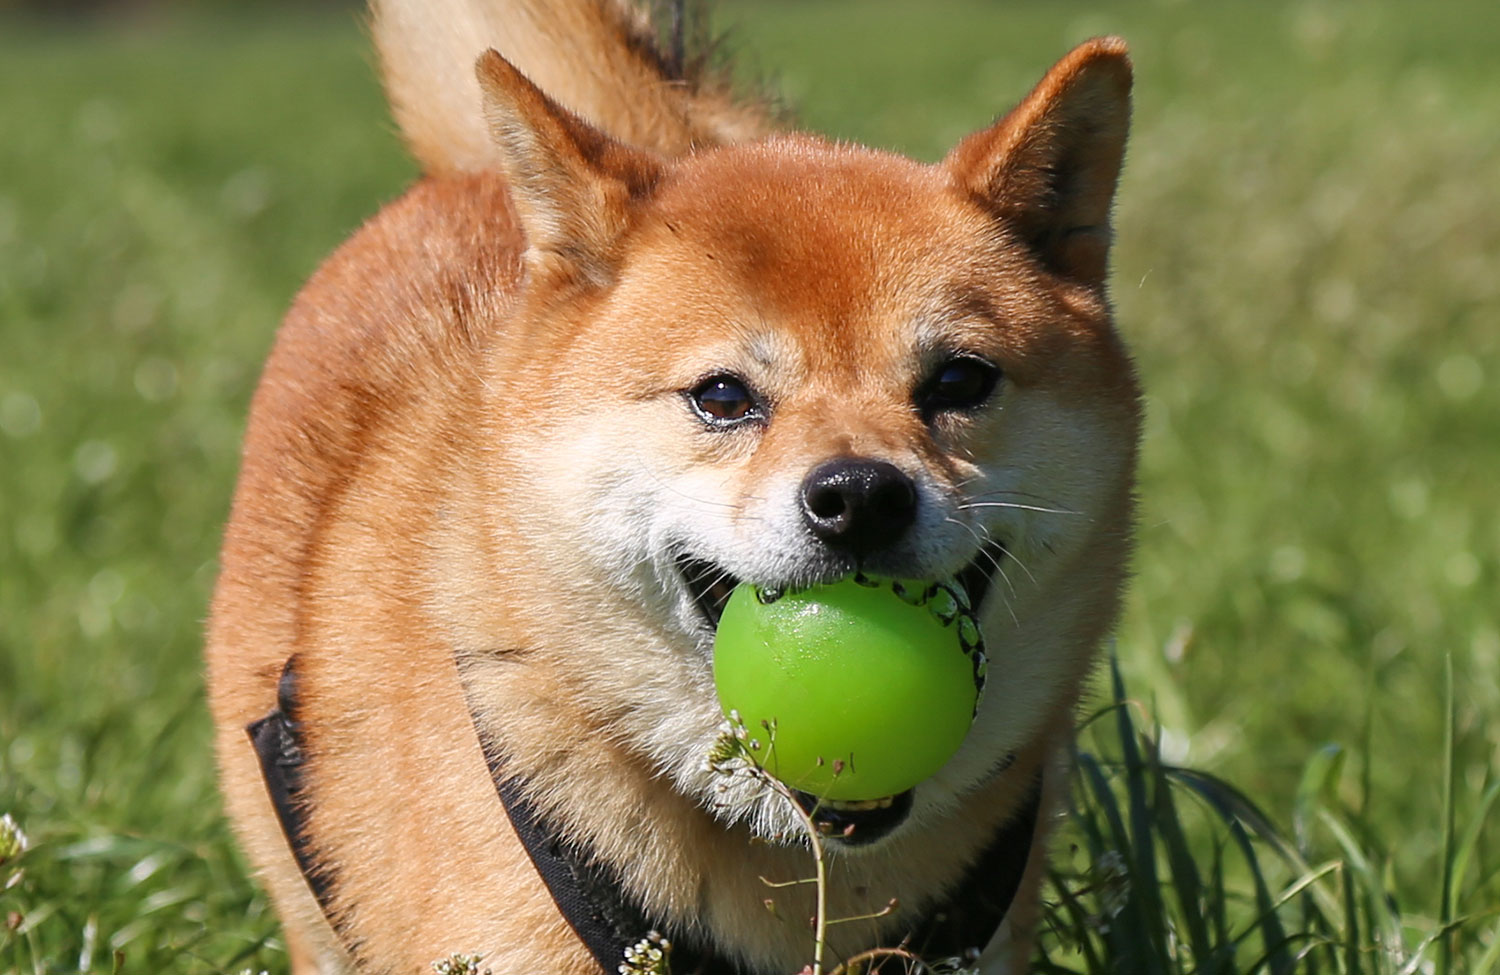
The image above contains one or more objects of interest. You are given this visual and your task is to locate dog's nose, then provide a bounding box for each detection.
[800,458,917,556]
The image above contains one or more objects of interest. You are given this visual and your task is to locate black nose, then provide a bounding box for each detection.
[800,458,918,556]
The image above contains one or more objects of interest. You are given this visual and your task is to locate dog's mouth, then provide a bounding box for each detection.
[676,555,742,630]
[952,541,1007,623]
[791,789,915,845]
[679,543,1005,843]
[675,541,1008,632]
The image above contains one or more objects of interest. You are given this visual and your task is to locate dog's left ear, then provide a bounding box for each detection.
[477,50,664,286]
[945,37,1131,290]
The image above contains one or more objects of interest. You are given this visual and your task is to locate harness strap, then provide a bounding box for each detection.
[472,706,1043,974]
[470,721,671,972]
[249,656,1042,974]
[247,655,339,916]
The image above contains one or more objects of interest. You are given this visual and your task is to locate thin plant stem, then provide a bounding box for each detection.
[828,945,931,975]
[1438,654,1456,975]
[765,775,830,975]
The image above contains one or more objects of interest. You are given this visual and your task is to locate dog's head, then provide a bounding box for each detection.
[477,45,1139,845]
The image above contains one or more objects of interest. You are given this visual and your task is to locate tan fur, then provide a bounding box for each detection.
[207,2,1138,972]
[374,0,772,172]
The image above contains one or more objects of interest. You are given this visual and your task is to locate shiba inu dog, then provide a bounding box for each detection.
[205,0,1139,972]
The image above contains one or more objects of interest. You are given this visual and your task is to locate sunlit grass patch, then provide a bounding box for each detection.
[1044,658,1500,974]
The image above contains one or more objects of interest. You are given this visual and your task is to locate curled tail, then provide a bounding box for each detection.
[372,0,775,173]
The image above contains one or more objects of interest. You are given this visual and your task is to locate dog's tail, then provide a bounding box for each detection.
[372,0,774,173]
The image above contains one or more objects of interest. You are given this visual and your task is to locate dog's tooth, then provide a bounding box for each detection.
[822,796,896,813]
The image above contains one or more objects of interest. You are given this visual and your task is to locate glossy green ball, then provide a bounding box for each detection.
[712,577,986,801]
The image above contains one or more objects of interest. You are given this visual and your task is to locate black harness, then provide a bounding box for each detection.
[249,655,1041,973]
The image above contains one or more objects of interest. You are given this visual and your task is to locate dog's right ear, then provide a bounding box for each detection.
[477,50,664,286]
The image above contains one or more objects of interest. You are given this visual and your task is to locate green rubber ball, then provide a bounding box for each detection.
[712,577,986,801]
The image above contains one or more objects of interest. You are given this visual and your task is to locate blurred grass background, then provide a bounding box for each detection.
[1,0,1496,970]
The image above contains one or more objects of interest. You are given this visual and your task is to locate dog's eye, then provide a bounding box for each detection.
[688,375,760,425]
[918,356,1001,417]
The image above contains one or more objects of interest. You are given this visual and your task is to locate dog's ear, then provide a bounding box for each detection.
[477,50,664,285]
[944,37,1131,290]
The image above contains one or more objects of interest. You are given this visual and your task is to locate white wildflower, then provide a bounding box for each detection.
[619,932,672,975]
[1,813,28,890]
[431,953,490,975]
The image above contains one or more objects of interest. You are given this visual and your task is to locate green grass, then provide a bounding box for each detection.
[2,1,1497,971]
[1041,657,1500,974]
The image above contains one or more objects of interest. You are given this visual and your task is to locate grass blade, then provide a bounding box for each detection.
[1109,659,1168,975]
[1294,745,1344,858]
[1043,866,1105,974]
[1149,754,1214,970]
[1341,860,1361,975]
[1468,916,1500,974]
[1437,654,1455,975]
[1447,779,1500,908]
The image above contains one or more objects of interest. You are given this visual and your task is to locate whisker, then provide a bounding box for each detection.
[944,514,1001,564]
[944,517,998,570]
[993,564,1020,625]
[944,516,1020,601]
[1001,545,1038,587]
[965,486,1059,500]
[976,540,1019,600]
[637,464,746,512]
[957,501,1082,516]
[965,487,1073,506]
[684,561,730,589]
[959,527,1021,624]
